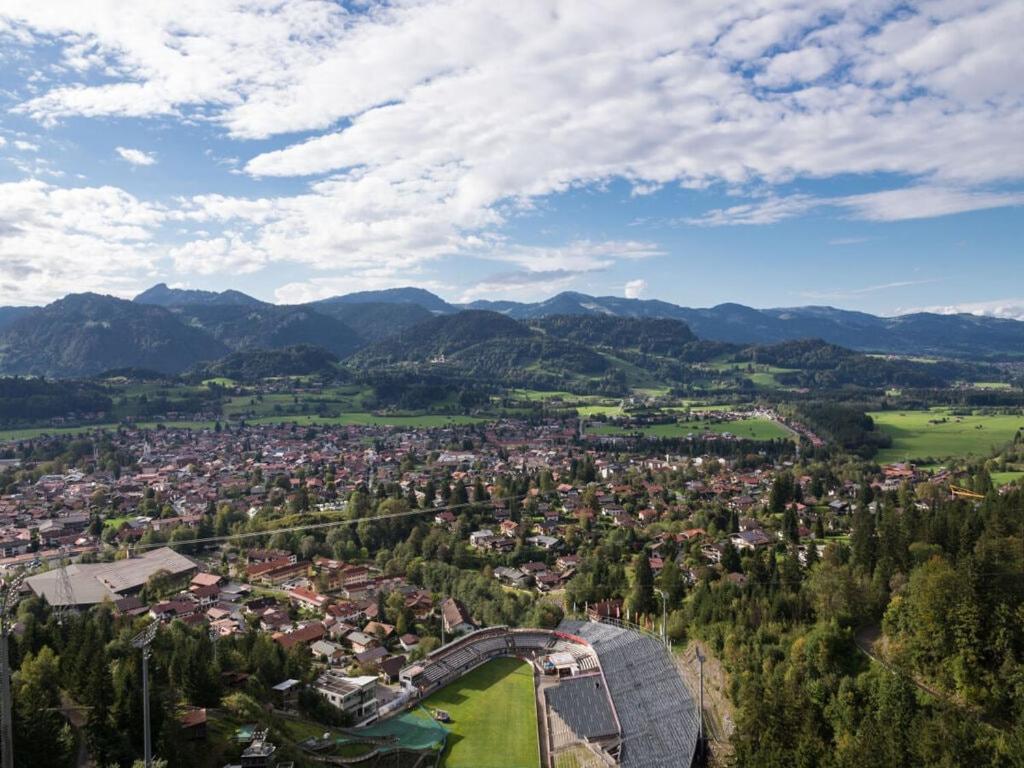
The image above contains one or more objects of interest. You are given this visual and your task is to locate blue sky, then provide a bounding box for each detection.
[0,1,1021,318]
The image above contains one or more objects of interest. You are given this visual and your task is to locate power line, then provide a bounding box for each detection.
[125,494,533,553]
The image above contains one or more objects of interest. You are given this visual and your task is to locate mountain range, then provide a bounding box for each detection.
[0,284,1021,377]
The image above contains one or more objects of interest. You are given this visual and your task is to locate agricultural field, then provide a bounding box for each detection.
[418,658,540,768]
[576,404,625,418]
[0,420,218,442]
[992,471,1024,487]
[0,412,481,442]
[869,408,1024,463]
[587,416,790,441]
[244,412,484,428]
[508,389,581,402]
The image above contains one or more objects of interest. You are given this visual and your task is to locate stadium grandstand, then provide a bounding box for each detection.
[395,620,700,768]
[399,625,583,696]
[558,619,700,768]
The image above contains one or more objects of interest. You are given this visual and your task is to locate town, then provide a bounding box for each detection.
[1,408,1017,766]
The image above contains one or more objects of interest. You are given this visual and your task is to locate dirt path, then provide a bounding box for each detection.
[59,692,92,768]
[854,624,950,702]
[852,623,1014,733]
[676,641,735,767]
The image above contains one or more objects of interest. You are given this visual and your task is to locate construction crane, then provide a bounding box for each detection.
[950,485,985,500]
[0,572,27,768]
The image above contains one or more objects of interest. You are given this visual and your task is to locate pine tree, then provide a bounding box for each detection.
[629,554,656,618]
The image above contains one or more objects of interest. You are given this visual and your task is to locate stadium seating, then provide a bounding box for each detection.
[558,620,700,768]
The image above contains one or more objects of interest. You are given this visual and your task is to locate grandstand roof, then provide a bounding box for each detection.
[545,675,618,741]
[558,619,700,768]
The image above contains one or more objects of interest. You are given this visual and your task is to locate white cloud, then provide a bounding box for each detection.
[115,146,157,166]
[168,235,267,275]
[0,180,165,304]
[0,1,1022,301]
[685,195,819,226]
[896,299,1024,322]
[481,240,663,275]
[837,186,1024,222]
[12,140,38,151]
[624,279,647,299]
[802,278,946,301]
[456,269,585,304]
[690,186,1024,226]
[755,45,837,88]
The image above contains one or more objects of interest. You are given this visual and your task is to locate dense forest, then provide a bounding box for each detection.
[189,345,341,382]
[709,479,1024,767]
[0,378,112,422]
[794,402,893,458]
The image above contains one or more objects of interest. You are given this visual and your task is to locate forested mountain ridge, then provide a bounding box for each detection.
[312,286,456,314]
[133,282,265,308]
[732,339,997,389]
[166,303,362,359]
[190,345,341,382]
[310,300,435,343]
[462,291,1024,358]
[531,315,697,355]
[9,285,1024,373]
[0,293,230,377]
[348,310,533,365]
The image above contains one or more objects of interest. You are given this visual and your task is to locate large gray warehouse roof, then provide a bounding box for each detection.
[26,547,198,608]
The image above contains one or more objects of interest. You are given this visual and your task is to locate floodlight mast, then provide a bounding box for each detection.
[697,647,706,760]
[654,588,668,647]
[0,573,27,768]
[131,622,160,768]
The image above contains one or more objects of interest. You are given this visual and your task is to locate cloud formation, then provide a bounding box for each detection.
[115,146,157,166]
[0,180,164,304]
[897,299,1024,322]
[0,0,1021,303]
[624,279,647,299]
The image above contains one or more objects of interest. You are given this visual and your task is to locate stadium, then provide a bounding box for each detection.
[386,619,701,768]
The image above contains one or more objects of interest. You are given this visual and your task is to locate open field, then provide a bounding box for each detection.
[508,389,582,402]
[870,408,1024,463]
[993,471,1024,487]
[0,421,217,441]
[576,404,625,417]
[0,411,483,442]
[245,412,484,428]
[588,417,790,441]
[417,657,539,768]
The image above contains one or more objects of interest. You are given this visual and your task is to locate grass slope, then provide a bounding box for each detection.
[869,408,1024,463]
[418,658,539,768]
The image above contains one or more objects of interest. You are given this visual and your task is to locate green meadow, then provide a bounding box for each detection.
[869,408,1024,463]
[588,416,790,441]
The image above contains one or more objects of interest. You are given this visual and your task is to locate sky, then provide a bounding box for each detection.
[0,0,1021,318]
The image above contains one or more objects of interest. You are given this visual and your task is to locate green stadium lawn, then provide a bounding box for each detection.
[870,409,1024,463]
[418,658,539,768]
